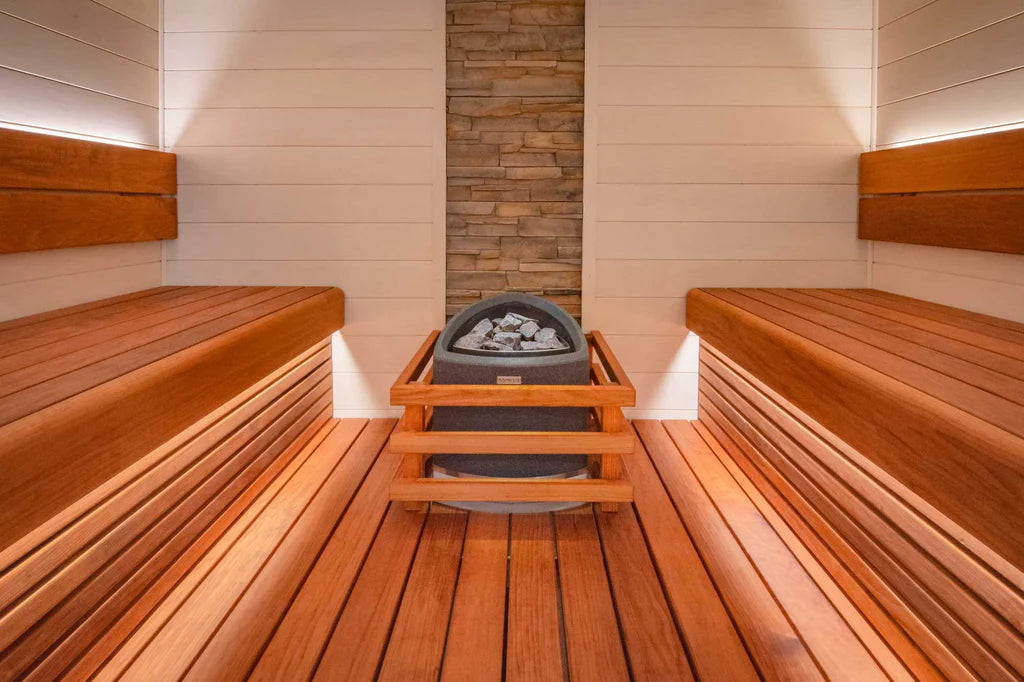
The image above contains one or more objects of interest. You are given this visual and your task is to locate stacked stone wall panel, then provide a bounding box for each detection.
[446,0,584,318]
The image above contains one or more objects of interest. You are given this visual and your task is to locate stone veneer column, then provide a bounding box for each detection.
[446,0,584,318]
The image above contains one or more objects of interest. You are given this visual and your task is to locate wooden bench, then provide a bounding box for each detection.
[0,286,344,679]
[685,287,1024,682]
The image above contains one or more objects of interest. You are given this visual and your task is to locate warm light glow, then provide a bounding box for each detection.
[887,122,1024,149]
[0,122,150,149]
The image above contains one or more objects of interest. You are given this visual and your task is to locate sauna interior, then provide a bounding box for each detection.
[0,1,1022,680]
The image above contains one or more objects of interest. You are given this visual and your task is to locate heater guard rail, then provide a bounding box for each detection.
[389,330,636,511]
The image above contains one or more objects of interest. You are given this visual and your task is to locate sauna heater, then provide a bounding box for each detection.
[431,293,590,496]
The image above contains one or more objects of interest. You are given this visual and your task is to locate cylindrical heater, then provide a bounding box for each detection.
[430,293,590,492]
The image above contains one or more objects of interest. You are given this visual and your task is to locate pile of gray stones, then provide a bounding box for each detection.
[453,312,569,352]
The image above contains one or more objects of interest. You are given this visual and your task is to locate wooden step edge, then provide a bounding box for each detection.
[389,430,634,455]
[390,478,633,503]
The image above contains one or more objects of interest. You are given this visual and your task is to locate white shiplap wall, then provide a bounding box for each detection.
[162,0,446,417]
[0,0,162,321]
[876,0,1024,324]
[584,0,874,419]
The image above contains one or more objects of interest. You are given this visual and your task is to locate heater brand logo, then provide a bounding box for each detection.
[496,376,522,385]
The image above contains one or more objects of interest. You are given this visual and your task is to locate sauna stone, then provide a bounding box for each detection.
[453,310,568,352]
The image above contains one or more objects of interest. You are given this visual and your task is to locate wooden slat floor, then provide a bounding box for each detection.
[69,417,920,682]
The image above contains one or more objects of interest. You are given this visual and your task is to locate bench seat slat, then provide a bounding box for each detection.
[663,419,891,682]
[249,420,403,680]
[376,510,467,681]
[310,502,426,682]
[554,510,632,682]
[108,419,367,680]
[624,423,759,682]
[185,420,395,681]
[594,499,696,681]
[787,289,1024,377]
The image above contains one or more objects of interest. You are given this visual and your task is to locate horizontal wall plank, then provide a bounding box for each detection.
[589,298,688,336]
[596,222,865,261]
[596,184,858,222]
[598,145,859,184]
[599,27,871,67]
[629,372,699,411]
[164,0,435,31]
[595,260,867,298]
[165,108,434,147]
[0,68,157,147]
[168,224,432,262]
[878,0,1023,65]
[0,192,176,253]
[0,261,161,322]
[597,106,871,146]
[165,30,437,71]
[0,241,161,286]
[92,0,159,29]
[177,147,433,186]
[0,13,156,106]
[598,0,872,29]
[872,261,1024,324]
[599,334,699,374]
[164,260,434,298]
[859,194,1024,255]
[164,69,434,110]
[317,298,439,337]
[860,127,1024,193]
[879,0,934,26]
[331,334,427,373]
[876,68,1024,146]
[177,185,431,223]
[332,371,398,411]
[0,0,157,66]
[873,241,1024,285]
[878,14,1024,105]
[0,127,175,193]
[597,67,871,107]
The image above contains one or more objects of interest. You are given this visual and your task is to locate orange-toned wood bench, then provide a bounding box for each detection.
[685,287,1024,681]
[0,286,345,679]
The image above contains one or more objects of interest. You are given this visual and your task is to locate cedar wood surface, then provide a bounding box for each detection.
[858,128,1024,254]
[1,418,968,681]
[686,287,1024,570]
[0,127,177,253]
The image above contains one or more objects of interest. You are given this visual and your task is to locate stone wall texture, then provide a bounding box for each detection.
[446,0,584,318]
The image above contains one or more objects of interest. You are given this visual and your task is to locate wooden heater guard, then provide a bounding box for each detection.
[389,330,636,512]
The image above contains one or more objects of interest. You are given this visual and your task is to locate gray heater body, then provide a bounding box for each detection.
[431,293,589,478]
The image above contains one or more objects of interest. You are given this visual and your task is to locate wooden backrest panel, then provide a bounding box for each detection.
[860,127,1024,194]
[0,128,177,253]
[858,193,1024,255]
[686,288,1024,570]
[0,128,176,194]
[0,286,345,554]
[859,128,1024,255]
